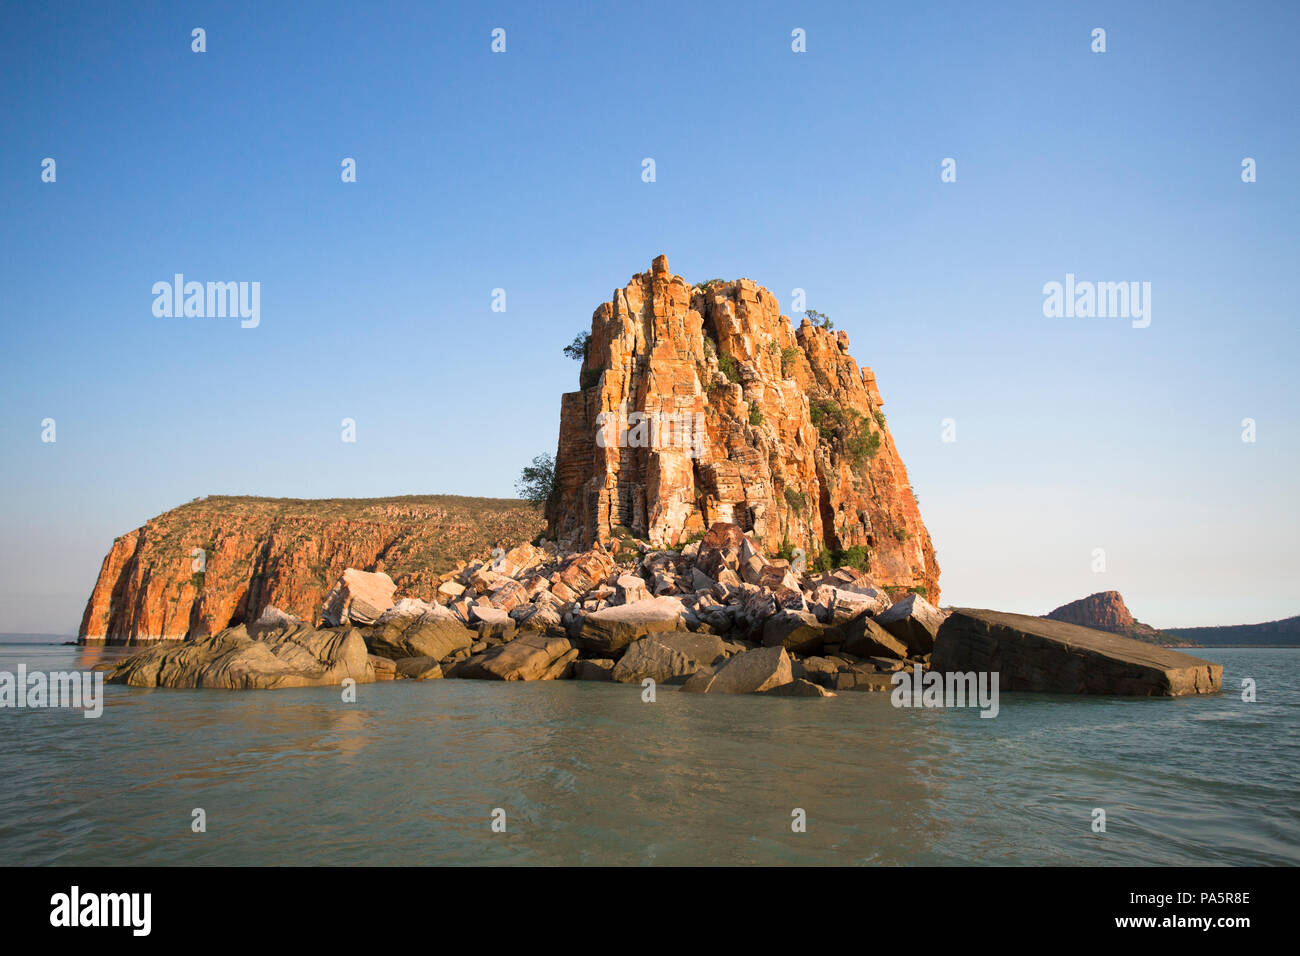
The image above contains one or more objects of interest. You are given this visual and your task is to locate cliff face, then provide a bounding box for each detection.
[79,495,543,644]
[548,255,939,601]
[1044,591,1192,646]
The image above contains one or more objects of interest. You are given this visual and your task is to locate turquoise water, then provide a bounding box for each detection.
[1,642,1295,865]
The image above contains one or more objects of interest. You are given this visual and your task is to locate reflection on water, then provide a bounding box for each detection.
[0,643,1295,865]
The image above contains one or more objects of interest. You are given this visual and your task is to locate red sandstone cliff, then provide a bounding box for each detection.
[1044,591,1190,646]
[79,495,543,643]
[547,255,939,601]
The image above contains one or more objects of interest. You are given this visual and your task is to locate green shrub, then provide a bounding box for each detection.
[809,399,844,439]
[718,353,741,383]
[516,454,557,511]
[873,409,886,428]
[784,487,808,515]
[838,545,870,570]
[893,528,910,543]
[846,423,882,463]
[563,331,590,362]
[749,405,764,426]
[780,346,800,377]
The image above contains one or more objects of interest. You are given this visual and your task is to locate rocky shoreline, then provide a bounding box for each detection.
[102,521,1223,699]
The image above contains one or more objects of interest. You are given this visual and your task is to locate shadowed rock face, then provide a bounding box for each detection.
[547,256,939,602]
[933,609,1222,697]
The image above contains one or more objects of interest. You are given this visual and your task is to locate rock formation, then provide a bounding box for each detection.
[103,611,375,690]
[934,609,1222,696]
[99,519,943,696]
[547,255,938,601]
[79,495,543,644]
[1043,591,1190,646]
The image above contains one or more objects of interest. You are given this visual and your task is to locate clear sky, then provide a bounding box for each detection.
[1,1,1296,634]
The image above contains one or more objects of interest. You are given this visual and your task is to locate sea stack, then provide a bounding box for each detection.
[548,255,939,601]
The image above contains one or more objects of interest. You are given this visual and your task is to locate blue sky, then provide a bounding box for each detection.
[1,0,1296,633]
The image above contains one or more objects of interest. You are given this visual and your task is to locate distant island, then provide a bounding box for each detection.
[1162,616,1300,647]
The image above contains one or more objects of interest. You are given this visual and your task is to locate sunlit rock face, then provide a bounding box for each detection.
[548,256,940,602]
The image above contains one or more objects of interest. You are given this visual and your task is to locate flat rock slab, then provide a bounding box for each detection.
[932,608,1223,697]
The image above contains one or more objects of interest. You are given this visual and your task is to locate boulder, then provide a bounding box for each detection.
[365,609,476,662]
[368,654,397,680]
[573,659,615,681]
[488,579,528,612]
[105,623,374,690]
[833,668,895,692]
[761,609,837,655]
[252,605,300,630]
[841,612,909,660]
[437,579,466,599]
[511,603,563,634]
[578,597,686,657]
[695,522,745,578]
[610,632,728,685]
[932,609,1223,696]
[876,592,947,655]
[321,568,397,626]
[453,633,577,681]
[794,655,841,689]
[615,574,650,604]
[394,656,443,680]
[692,645,793,694]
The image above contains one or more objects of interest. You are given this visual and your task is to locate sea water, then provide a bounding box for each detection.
[0,641,1295,866]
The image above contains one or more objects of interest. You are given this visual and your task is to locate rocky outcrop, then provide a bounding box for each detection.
[78,494,544,644]
[103,618,374,690]
[547,256,938,601]
[933,609,1223,696]
[1044,591,1188,646]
